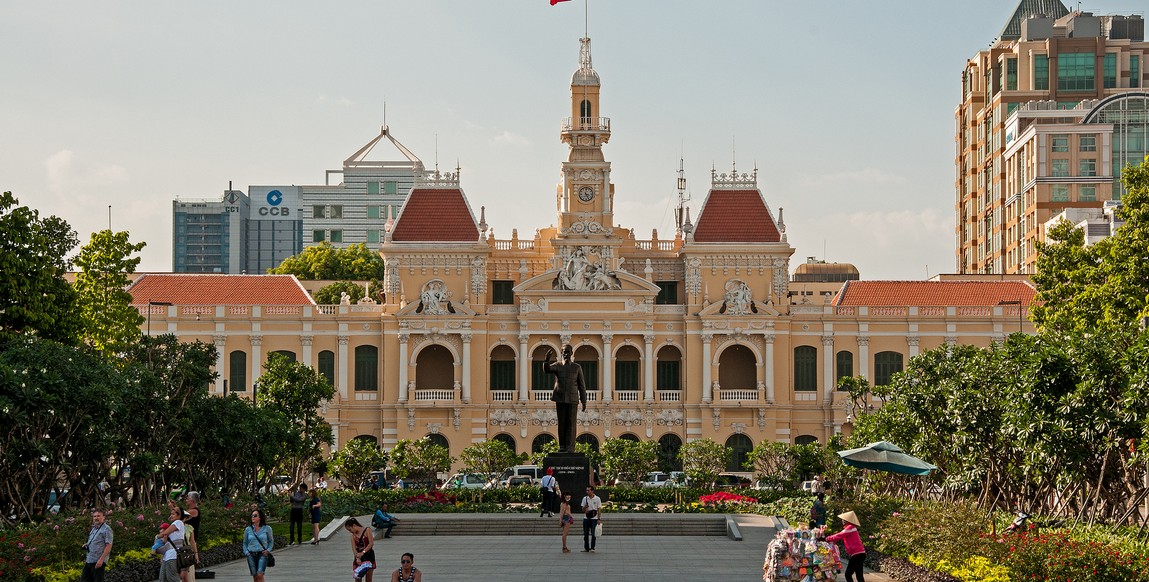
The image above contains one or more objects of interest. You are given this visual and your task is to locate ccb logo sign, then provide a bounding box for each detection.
[259,189,290,216]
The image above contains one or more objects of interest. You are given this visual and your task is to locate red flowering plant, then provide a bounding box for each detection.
[695,491,760,512]
[995,530,1149,582]
[397,490,459,512]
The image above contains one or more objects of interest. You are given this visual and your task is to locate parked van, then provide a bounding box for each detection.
[499,465,544,487]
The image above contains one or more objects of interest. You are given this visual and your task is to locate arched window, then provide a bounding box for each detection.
[415,345,453,390]
[718,344,756,389]
[426,433,449,451]
[658,434,683,472]
[618,433,640,442]
[574,345,599,391]
[577,433,599,452]
[351,434,378,446]
[614,345,641,391]
[229,350,247,392]
[489,345,516,391]
[354,345,379,391]
[531,346,555,391]
[794,346,817,392]
[725,434,754,472]
[835,350,853,388]
[794,435,819,446]
[271,350,296,362]
[532,433,555,454]
[492,433,517,454]
[318,350,335,385]
[580,99,592,121]
[656,345,682,390]
[874,351,904,386]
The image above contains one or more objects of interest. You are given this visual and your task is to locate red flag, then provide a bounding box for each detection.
[550,0,571,5]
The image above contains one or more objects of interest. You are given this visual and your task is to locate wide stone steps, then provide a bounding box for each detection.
[374,513,729,537]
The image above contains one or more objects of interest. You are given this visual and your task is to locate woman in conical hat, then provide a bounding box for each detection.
[826,511,866,581]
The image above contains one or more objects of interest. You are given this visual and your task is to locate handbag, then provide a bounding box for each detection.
[253,527,275,567]
[167,539,196,570]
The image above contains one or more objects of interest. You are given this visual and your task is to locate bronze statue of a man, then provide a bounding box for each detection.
[544,344,586,452]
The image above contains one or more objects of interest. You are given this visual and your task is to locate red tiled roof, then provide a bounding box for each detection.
[390,187,479,242]
[832,280,1037,307]
[692,189,781,243]
[128,274,315,305]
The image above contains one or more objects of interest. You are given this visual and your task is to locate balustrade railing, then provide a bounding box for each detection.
[719,389,760,402]
[656,390,681,402]
[414,389,455,401]
[490,390,516,402]
[614,390,640,402]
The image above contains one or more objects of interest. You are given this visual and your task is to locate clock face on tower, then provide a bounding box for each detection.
[578,186,595,203]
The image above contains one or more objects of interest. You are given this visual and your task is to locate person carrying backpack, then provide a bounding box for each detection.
[372,504,399,538]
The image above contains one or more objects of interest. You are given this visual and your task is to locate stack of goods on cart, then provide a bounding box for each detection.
[762,527,842,582]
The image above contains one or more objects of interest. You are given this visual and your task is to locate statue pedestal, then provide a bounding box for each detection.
[543,452,592,499]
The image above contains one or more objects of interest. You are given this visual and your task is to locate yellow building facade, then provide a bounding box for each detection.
[132,37,1036,471]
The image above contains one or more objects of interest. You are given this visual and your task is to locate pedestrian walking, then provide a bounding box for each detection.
[539,467,558,517]
[80,508,113,582]
[826,510,867,582]
[580,485,602,553]
[288,483,308,545]
[558,491,574,553]
[309,488,323,544]
[242,508,273,582]
[390,552,421,582]
[344,517,377,582]
[158,506,187,582]
[810,492,827,527]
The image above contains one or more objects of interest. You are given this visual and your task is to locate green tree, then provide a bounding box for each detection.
[599,438,658,486]
[269,242,386,280]
[0,192,81,343]
[746,440,796,487]
[314,280,374,305]
[254,353,337,485]
[459,439,517,479]
[0,335,120,521]
[329,437,389,491]
[389,437,453,485]
[677,438,728,487]
[72,229,146,357]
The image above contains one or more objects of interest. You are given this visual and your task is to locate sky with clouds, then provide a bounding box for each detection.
[3,1,1145,279]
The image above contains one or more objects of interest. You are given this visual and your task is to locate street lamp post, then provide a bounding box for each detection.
[146,301,172,336]
[998,300,1023,334]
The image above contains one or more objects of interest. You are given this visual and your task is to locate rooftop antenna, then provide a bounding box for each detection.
[434,133,439,172]
[674,155,691,235]
[383,99,387,131]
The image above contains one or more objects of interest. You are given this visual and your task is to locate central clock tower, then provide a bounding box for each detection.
[557,37,614,239]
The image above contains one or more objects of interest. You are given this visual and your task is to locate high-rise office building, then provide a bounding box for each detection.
[172,127,421,273]
[955,1,1147,273]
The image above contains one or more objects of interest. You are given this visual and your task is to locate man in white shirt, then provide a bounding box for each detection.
[580,485,602,552]
[539,468,558,518]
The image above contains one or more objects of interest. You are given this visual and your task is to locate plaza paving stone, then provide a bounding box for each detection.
[201,513,890,582]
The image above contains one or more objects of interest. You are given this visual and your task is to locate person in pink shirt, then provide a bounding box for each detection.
[825,510,866,582]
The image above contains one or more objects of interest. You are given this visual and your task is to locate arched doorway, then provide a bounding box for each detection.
[531,345,557,391]
[618,433,640,442]
[718,344,756,389]
[614,345,641,393]
[725,434,753,472]
[794,435,819,446]
[658,434,683,472]
[492,433,517,455]
[489,345,516,394]
[656,345,682,392]
[426,433,449,451]
[576,433,599,452]
[415,345,454,390]
[573,345,600,391]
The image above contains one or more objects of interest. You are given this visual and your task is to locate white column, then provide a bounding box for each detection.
[213,335,227,394]
[301,335,314,368]
[337,335,349,400]
[643,334,655,403]
[249,335,262,394]
[701,333,713,403]
[518,334,530,402]
[858,336,870,382]
[763,333,775,403]
[907,335,920,358]
[601,334,613,403]
[822,335,835,403]
[461,334,472,404]
[398,334,409,403]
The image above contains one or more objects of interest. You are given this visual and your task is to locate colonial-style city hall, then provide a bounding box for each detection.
[132,38,1036,471]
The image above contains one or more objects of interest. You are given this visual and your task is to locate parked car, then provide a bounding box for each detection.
[499,465,544,487]
[750,479,783,491]
[640,472,672,487]
[46,489,69,514]
[363,470,390,490]
[504,475,534,487]
[713,473,752,489]
[259,475,293,495]
[440,473,491,490]
[394,479,437,490]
